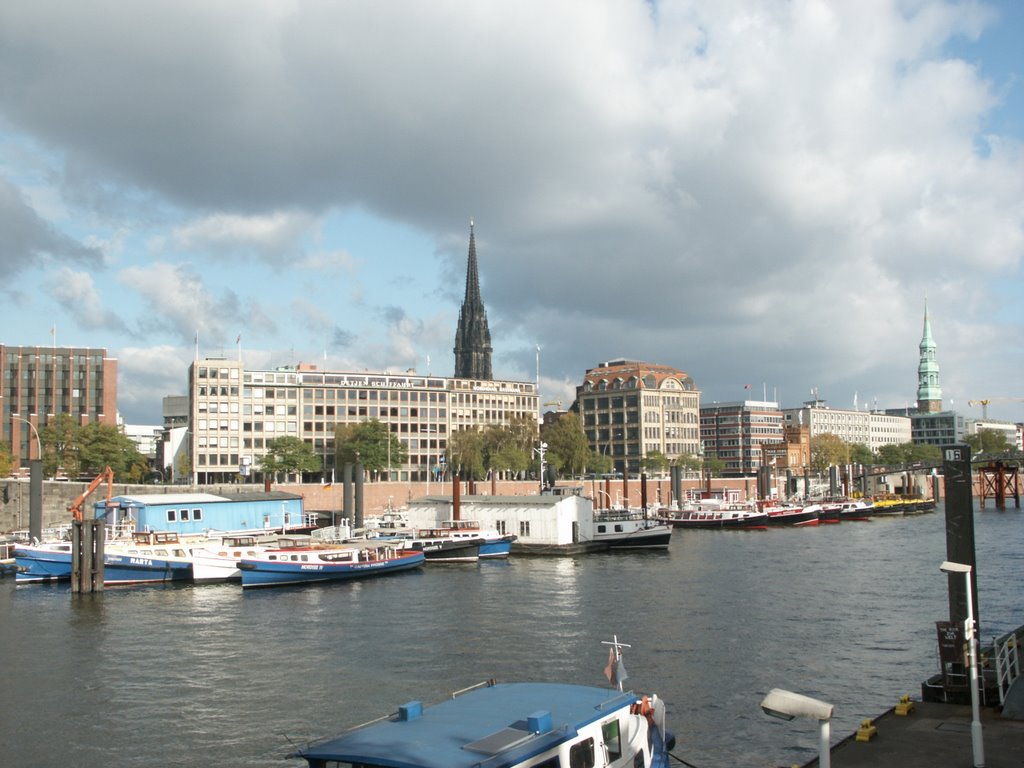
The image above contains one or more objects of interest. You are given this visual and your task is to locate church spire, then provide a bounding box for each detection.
[453,219,493,380]
[916,300,942,413]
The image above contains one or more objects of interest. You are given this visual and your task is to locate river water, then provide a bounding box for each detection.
[1,502,1021,768]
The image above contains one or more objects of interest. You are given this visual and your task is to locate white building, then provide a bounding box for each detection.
[782,398,911,451]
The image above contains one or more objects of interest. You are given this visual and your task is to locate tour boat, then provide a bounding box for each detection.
[438,519,517,558]
[190,535,282,582]
[291,640,673,768]
[15,531,194,585]
[591,509,672,550]
[819,499,874,522]
[764,503,821,527]
[659,502,769,530]
[237,541,424,588]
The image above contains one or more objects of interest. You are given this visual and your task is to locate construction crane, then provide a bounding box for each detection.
[967,397,1024,419]
[68,466,114,521]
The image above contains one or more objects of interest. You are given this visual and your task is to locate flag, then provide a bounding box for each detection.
[236,334,241,344]
[604,648,628,686]
[744,383,751,390]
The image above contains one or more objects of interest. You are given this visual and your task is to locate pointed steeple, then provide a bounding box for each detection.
[916,299,942,413]
[453,219,493,380]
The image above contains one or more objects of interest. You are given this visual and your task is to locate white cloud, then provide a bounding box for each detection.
[172,210,318,266]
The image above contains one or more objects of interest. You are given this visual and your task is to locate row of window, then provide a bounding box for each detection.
[166,508,204,522]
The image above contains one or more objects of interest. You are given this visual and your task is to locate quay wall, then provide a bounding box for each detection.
[0,473,950,535]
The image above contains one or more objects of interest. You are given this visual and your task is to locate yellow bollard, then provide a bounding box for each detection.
[895,695,915,716]
[855,718,877,742]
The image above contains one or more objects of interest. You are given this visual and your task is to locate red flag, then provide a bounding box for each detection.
[604,648,615,683]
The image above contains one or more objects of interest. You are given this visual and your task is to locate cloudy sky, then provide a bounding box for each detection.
[1,0,1021,425]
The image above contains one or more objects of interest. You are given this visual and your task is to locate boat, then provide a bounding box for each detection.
[764,503,821,527]
[190,534,281,582]
[438,519,517,558]
[291,639,673,768]
[237,541,425,588]
[591,509,672,550]
[658,500,769,530]
[377,528,485,562]
[820,499,875,522]
[15,531,194,585]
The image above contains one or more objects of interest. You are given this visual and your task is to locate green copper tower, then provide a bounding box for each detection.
[916,301,943,413]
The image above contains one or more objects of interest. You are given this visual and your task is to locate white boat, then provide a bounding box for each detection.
[590,509,672,550]
[291,638,673,768]
[437,519,517,558]
[190,535,278,582]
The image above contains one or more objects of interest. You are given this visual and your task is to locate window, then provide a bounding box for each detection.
[569,738,595,768]
[180,509,190,521]
[193,509,202,521]
[601,720,622,762]
[166,510,177,522]
[519,520,531,537]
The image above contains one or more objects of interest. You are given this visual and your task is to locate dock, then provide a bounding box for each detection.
[810,699,1024,768]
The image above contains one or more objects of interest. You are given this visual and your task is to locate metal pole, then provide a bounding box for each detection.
[964,569,985,767]
[819,719,831,768]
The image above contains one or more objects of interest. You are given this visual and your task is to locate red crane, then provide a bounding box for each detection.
[68,466,114,522]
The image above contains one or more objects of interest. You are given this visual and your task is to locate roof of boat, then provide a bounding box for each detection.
[296,682,636,768]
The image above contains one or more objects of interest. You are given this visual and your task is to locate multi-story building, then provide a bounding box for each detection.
[188,359,538,484]
[700,400,783,476]
[575,359,700,477]
[909,411,968,447]
[782,398,911,452]
[1,344,118,470]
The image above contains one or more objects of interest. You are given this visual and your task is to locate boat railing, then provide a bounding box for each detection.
[994,625,1024,706]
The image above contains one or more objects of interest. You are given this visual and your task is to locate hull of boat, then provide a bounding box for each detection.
[669,515,768,530]
[478,537,514,558]
[16,545,191,585]
[239,551,425,588]
[766,508,820,526]
[595,525,673,550]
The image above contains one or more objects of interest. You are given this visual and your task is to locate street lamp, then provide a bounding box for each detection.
[940,560,985,768]
[761,689,834,768]
[12,415,42,463]
[12,415,44,543]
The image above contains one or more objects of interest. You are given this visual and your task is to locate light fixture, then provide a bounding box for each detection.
[940,560,985,767]
[761,688,834,768]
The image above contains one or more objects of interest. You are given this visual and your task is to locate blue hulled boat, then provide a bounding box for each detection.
[293,640,673,768]
[237,542,424,588]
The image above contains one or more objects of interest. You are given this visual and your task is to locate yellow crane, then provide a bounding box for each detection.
[967,397,1024,419]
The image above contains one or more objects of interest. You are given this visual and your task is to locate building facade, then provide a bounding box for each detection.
[700,400,783,476]
[575,359,701,477]
[1,344,118,470]
[782,398,912,452]
[188,359,537,485]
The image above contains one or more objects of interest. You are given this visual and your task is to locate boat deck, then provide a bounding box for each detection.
[809,699,1024,768]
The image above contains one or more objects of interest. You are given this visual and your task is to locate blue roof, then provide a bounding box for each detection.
[296,682,636,768]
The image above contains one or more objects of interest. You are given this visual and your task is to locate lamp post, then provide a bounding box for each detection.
[941,560,985,768]
[760,688,834,768]
[13,415,44,543]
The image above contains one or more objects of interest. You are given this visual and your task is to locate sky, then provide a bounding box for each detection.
[1,0,1022,426]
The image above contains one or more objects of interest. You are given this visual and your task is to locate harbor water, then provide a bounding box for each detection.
[1,502,1021,767]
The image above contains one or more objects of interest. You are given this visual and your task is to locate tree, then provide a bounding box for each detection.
[78,423,147,478]
[877,441,942,466]
[446,428,485,480]
[676,453,703,477]
[541,413,591,477]
[260,436,321,480]
[641,450,669,476]
[965,428,1012,455]
[176,451,192,483]
[40,414,81,478]
[0,441,12,477]
[334,420,407,478]
[483,422,532,480]
[810,433,848,471]
[849,443,874,465]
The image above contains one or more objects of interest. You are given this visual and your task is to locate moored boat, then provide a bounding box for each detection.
[291,639,673,768]
[438,519,517,558]
[591,509,672,549]
[764,503,821,527]
[238,541,424,588]
[190,535,279,582]
[658,501,768,530]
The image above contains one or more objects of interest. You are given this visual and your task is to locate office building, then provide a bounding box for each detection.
[700,400,783,476]
[0,344,117,469]
[575,359,701,477]
[782,398,911,451]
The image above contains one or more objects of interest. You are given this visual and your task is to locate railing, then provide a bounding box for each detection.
[993,626,1023,705]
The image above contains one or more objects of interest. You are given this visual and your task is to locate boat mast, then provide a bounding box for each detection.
[602,635,631,692]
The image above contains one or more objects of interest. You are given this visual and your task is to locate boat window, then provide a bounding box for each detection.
[569,737,595,768]
[533,758,560,768]
[602,719,622,761]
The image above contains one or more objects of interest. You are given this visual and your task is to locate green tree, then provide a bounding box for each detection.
[877,441,942,466]
[334,420,407,479]
[176,451,192,483]
[810,433,848,471]
[965,429,1012,455]
[483,421,533,480]
[641,450,670,476]
[676,453,703,477]
[446,428,485,480]
[849,443,874,465]
[78,423,147,478]
[0,441,12,477]
[587,450,614,474]
[541,413,592,477]
[260,436,322,480]
[40,414,81,478]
